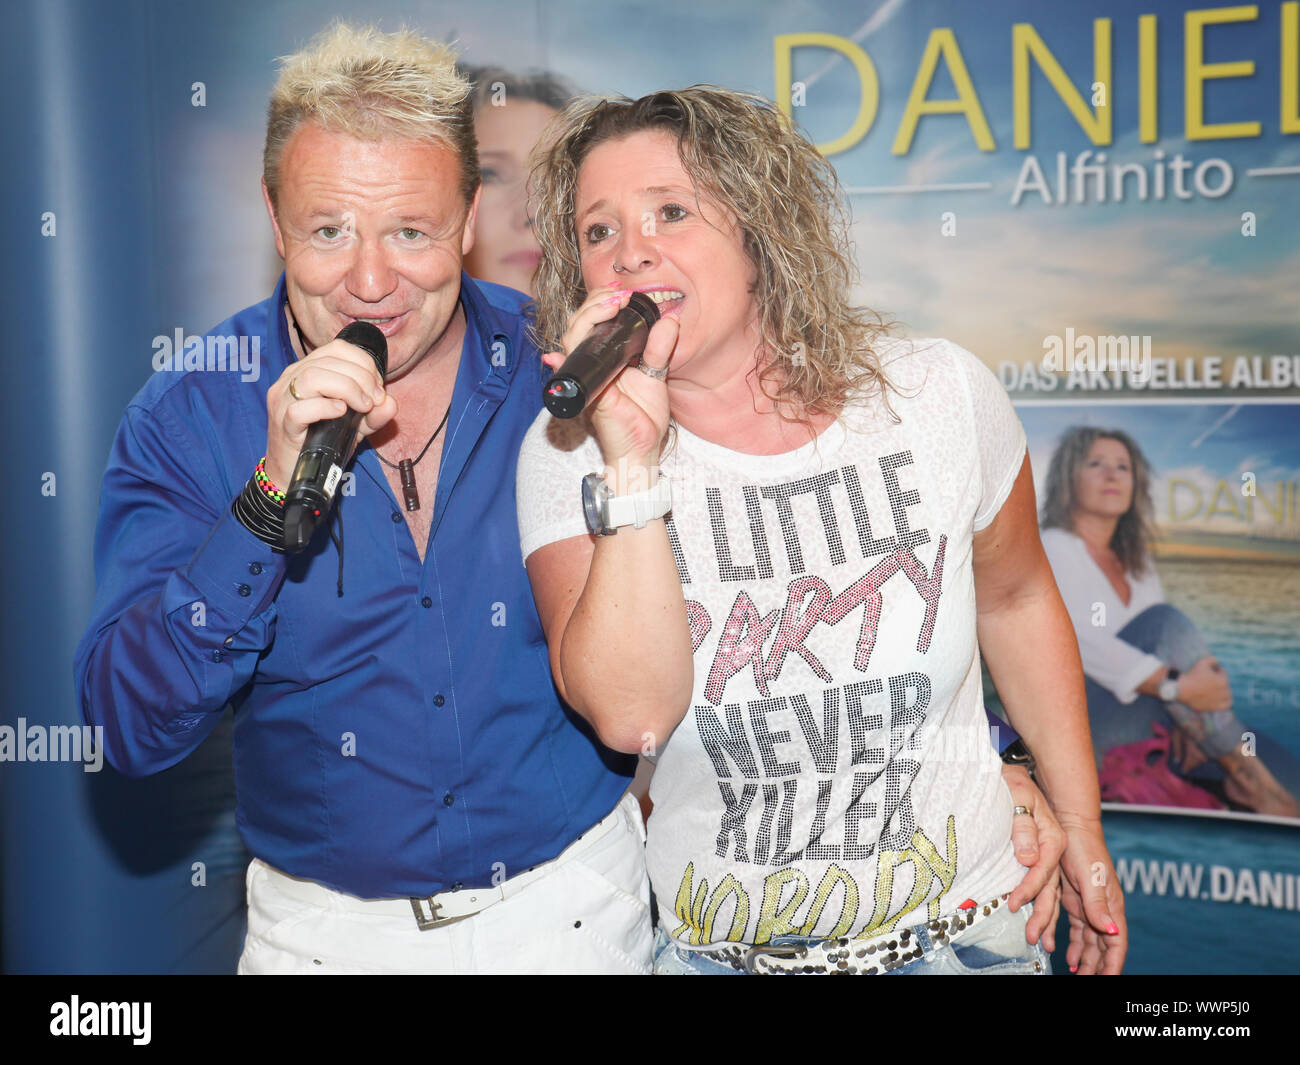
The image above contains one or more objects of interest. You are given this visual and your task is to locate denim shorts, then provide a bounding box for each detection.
[652,899,1049,975]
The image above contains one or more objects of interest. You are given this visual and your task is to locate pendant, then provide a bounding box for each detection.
[398,458,420,511]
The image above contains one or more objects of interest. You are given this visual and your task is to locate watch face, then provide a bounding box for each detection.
[582,473,606,535]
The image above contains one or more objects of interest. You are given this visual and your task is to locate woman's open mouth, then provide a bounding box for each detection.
[641,289,684,314]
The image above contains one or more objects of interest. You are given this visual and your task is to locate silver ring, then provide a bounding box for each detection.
[1013,805,1032,817]
[288,377,303,401]
[637,360,668,381]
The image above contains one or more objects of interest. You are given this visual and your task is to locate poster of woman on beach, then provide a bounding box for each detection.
[1015,404,1300,820]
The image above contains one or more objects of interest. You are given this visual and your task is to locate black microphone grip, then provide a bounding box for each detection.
[543,292,660,419]
[282,321,388,553]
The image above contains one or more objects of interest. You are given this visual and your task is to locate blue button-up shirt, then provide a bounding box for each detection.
[74,273,632,898]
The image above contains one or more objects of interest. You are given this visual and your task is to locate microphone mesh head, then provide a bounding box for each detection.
[626,291,661,327]
[336,321,389,375]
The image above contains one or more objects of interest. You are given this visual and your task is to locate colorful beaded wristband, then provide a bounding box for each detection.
[253,456,286,505]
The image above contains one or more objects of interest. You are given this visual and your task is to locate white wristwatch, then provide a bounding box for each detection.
[582,472,672,535]
[1158,668,1180,702]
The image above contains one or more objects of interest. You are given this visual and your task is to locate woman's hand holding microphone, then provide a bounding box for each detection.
[541,285,680,485]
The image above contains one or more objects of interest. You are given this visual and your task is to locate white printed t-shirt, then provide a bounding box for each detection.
[517,338,1027,946]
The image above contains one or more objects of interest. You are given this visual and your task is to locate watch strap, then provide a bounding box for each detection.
[604,476,672,530]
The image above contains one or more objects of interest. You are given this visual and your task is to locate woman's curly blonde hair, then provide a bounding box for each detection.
[528,85,895,419]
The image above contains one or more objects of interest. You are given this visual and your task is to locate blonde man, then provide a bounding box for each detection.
[76,22,650,974]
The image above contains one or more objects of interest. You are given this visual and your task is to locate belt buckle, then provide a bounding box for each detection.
[743,942,808,974]
[409,894,475,931]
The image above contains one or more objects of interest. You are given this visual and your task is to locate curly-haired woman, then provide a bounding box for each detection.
[1040,427,1300,817]
[517,86,1125,974]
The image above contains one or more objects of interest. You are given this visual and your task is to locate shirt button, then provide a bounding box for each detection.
[248,562,263,575]
[391,512,402,523]
[211,650,224,662]
[443,793,455,807]
[237,584,251,597]
[433,694,445,707]
[421,596,433,608]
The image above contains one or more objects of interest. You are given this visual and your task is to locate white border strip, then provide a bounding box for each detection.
[1102,802,1300,828]
[1011,395,1300,406]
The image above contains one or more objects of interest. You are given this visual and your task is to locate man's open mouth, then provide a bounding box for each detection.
[344,313,406,336]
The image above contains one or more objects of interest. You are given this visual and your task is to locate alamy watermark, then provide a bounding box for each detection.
[0,719,104,772]
[153,328,261,382]
[925,724,1005,771]
[50,997,150,1045]
[1041,328,1152,382]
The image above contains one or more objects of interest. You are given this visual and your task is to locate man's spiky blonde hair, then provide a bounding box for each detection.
[264,22,479,209]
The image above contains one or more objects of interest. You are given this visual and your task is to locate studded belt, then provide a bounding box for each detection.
[676,892,1014,975]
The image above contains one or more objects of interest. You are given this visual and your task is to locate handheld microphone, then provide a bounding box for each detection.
[543,291,660,419]
[282,321,388,554]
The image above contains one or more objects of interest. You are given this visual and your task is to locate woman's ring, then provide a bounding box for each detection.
[1013,805,1032,817]
[289,377,303,401]
[638,360,668,381]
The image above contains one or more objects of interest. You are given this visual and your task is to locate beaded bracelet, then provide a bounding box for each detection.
[253,456,286,505]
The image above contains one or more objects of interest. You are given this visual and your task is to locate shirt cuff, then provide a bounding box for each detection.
[1112,652,1165,705]
[184,504,287,620]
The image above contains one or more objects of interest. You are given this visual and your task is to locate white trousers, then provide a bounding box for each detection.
[238,791,652,974]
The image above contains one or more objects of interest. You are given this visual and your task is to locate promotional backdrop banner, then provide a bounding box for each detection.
[4,0,1296,974]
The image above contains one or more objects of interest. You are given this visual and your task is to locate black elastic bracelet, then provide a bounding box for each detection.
[232,478,287,551]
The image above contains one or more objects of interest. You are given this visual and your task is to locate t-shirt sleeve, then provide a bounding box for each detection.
[516,409,602,563]
[949,342,1027,532]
